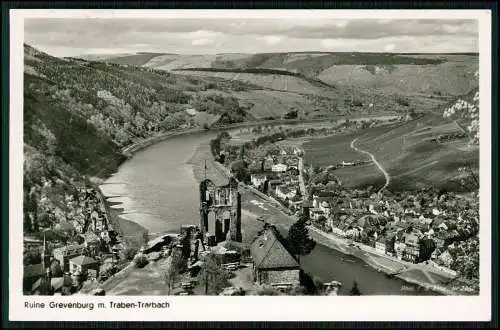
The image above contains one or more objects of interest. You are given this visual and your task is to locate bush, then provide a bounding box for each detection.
[123,247,138,261]
[255,285,282,296]
[284,110,298,120]
[396,96,410,107]
[134,254,149,268]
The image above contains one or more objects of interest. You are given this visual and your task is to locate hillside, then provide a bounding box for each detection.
[23,45,479,238]
[86,51,478,115]
[22,45,268,237]
[303,103,479,192]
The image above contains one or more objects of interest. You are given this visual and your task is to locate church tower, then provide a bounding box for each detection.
[41,233,50,271]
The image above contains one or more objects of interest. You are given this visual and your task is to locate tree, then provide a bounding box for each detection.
[418,237,437,262]
[133,254,149,268]
[256,285,282,296]
[231,160,250,183]
[123,247,138,261]
[239,144,246,160]
[316,215,327,229]
[142,230,149,247]
[50,259,63,277]
[163,249,184,295]
[179,233,192,260]
[287,214,316,262]
[349,281,361,295]
[198,253,231,295]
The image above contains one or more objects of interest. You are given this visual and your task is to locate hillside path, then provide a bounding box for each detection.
[350,138,391,192]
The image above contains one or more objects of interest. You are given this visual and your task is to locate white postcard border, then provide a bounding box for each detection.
[9,9,492,322]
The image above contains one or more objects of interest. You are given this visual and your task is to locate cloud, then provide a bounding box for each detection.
[257,35,282,45]
[384,43,396,52]
[191,38,214,46]
[333,20,349,28]
[24,18,479,56]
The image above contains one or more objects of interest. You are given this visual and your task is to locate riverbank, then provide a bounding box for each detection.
[307,227,460,296]
[200,130,461,296]
[122,115,400,158]
[92,185,147,248]
[107,203,149,248]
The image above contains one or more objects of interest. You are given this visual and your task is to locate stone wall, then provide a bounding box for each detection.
[260,269,300,285]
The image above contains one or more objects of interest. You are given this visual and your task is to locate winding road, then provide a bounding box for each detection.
[350,138,391,192]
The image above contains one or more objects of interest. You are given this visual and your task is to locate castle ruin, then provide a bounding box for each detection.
[199,176,242,245]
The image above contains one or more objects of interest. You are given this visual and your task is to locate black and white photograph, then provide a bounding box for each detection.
[8,9,492,322]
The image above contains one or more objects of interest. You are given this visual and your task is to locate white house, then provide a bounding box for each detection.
[342,161,355,166]
[424,228,435,236]
[368,204,378,215]
[432,208,441,216]
[394,241,406,260]
[250,174,267,189]
[271,163,288,173]
[275,185,297,200]
[309,208,325,221]
[331,227,346,237]
[319,201,331,217]
[185,108,198,116]
[375,238,386,254]
[437,250,454,267]
[438,222,449,231]
[293,147,303,156]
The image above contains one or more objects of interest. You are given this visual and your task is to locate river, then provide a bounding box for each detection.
[100,130,438,296]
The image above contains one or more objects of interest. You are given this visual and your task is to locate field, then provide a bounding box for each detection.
[80,51,478,118]
[355,115,479,191]
[88,52,478,100]
[174,70,329,96]
[303,113,479,192]
[84,53,169,67]
[303,130,387,189]
[144,55,218,70]
[317,62,478,96]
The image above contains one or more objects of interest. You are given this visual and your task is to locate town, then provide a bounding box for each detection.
[23,115,480,296]
[20,18,481,299]
[22,179,343,296]
[209,120,480,294]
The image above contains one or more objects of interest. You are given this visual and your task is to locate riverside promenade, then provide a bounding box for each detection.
[308,226,458,295]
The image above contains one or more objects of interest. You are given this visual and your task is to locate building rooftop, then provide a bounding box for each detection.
[81,232,100,243]
[24,263,45,279]
[314,191,335,198]
[53,244,85,256]
[250,225,299,270]
[69,255,98,266]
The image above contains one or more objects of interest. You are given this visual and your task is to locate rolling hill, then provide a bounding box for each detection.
[80,51,478,116]
[24,44,479,237]
[303,105,479,192]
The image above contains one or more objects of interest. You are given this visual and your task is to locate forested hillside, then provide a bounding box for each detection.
[23,44,256,237]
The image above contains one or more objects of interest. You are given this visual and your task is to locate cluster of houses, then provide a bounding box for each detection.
[307,188,478,269]
[249,146,304,213]
[23,190,123,295]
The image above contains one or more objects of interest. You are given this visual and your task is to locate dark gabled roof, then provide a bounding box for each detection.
[250,225,299,270]
[69,255,98,266]
[316,191,335,198]
[53,244,85,256]
[50,277,65,291]
[302,200,312,208]
[24,263,45,278]
[31,276,52,293]
[81,232,100,243]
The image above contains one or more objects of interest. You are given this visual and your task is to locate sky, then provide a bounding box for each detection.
[24,18,479,57]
